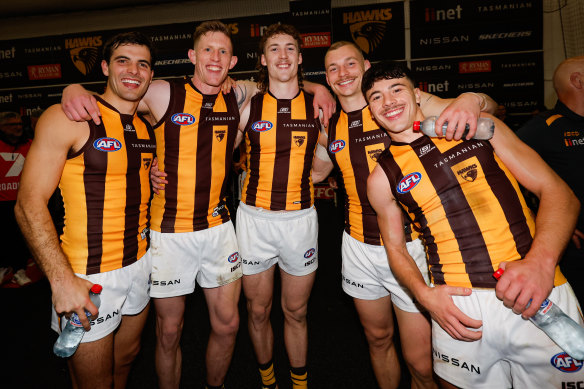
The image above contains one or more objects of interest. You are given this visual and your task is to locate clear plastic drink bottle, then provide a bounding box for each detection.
[53,284,102,358]
[493,269,584,360]
[413,116,495,140]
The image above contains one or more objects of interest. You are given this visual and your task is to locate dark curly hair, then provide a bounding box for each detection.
[256,23,304,94]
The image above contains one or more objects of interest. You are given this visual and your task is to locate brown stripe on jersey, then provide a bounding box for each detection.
[477,143,533,258]
[377,148,445,285]
[299,95,315,208]
[416,139,494,287]
[347,110,383,245]
[193,94,216,229]
[244,94,264,207]
[270,98,292,209]
[84,122,108,274]
[215,92,238,226]
[121,114,141,268]
[160,83,186,232]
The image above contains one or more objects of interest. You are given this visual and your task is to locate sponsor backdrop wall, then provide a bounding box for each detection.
[0,0,542,130]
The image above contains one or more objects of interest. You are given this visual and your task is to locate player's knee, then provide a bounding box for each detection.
[212,310,240,338]
[403,350,433,381]
[247,300,272,324]
[117,341,142,368]
[281,301,308,323]
[156,320,183,349]
[363,325,393,350]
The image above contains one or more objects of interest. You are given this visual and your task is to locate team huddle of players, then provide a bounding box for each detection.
[14,19,583,389]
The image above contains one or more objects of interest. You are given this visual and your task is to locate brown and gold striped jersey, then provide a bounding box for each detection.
[327,107,390,245]
[59,97,156,275]
[328,107,419,245]
[377,135,566,288]
[242,91,320,211]
[150,78,239,233]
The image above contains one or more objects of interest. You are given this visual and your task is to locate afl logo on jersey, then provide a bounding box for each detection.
[329,140,345,153]
[551,352,583,372]
[93,137,122,152]
[171,113,195,126]
[227,252,240,263]
[304,248,316,258]
[397,172,422,194]
[251,120,273,132]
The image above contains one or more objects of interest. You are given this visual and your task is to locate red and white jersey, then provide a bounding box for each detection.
[0,138,31,202]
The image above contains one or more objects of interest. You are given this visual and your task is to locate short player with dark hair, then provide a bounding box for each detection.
[363,60,584,388]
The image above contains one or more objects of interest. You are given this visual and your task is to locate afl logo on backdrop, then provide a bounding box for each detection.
[93,137,122,152]
[171,113,195,126]
[397,172,422,194]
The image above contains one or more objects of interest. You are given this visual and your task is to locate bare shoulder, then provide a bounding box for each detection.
[35,104,89,148]
[141,79,171,119]
[37,104,82,131]
[234,79,258,109]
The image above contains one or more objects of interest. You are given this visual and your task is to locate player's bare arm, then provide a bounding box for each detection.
[367,165,482,342]
[311,121,333,183]
[420,91,497,141]
[61,79,170,126]
[14,105,98,330]
[487,113,580,319]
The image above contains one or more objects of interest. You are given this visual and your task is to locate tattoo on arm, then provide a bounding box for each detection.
[236,84,247,109]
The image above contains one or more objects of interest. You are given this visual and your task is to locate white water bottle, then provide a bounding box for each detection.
[493,269,584,360]
[413,116,495,140]
[53,284,102,358]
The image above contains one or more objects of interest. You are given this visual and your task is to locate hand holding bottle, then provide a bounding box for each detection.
[493,269,584,361]
[53,284,102,358]
[414,116,494,140]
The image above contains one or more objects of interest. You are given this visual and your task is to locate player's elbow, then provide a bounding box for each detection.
[13,196,28,231]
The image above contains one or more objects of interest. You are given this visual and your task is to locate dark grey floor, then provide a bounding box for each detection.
[2,200,412,388]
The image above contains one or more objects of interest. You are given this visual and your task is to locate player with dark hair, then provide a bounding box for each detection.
[16,32,156,389]
[363,60,583,388]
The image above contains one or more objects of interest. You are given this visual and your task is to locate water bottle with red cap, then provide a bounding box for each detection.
[493,268,584,360]
[53,284,102,358]
[413,116,495,140]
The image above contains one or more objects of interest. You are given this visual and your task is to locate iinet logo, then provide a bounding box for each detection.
[418,80,449,93]
[424,5,463,22]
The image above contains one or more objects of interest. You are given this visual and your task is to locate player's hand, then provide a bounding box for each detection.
[51,276,97,331]
[312,84,336,129]
[150,157,168,194]
[494,260,554,319]
[419,284,483,342]
[61,84,101,125]
[572,228,584,249]
[221,76,236,94]
[434,93,482,141]
[328,176,338,189]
